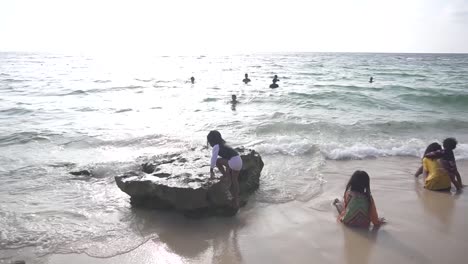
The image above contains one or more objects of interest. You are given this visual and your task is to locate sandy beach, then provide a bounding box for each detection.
[5,157,464,264]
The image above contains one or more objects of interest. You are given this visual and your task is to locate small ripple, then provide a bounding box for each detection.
[115,108,132,113]
[0,132,52,146]
[0,107,34,116]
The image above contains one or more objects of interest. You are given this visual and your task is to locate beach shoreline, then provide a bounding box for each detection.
[5,157,466,264]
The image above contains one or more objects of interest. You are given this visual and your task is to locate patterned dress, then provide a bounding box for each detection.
[339,191,379,228]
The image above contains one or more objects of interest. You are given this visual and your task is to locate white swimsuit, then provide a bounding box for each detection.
[211,144,243,171]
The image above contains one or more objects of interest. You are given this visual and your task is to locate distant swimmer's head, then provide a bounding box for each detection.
[274,75,278,79]
[424,142,442,156]
[245,73,248,78]
[232,94,237,101]
[207,130,226,147]
[346,170,371,197]
[443,137,457,150]
[190,76,195,83]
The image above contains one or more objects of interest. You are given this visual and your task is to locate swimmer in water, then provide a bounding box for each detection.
[269,79,279,89]
[273,75,280,82]
[369,77,374,83]
[190,76,195,84]
[231,95,238,111]
[231,94,238,104]
[243,74,251,84]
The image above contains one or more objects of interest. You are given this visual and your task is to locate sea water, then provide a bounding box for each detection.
[1,52,467,258]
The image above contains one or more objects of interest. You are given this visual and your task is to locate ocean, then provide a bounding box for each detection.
[1,52,468,259]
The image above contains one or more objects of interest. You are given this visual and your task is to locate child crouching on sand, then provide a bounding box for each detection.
[334,170,386,228]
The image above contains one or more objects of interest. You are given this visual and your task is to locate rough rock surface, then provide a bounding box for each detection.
[115,147,264,217]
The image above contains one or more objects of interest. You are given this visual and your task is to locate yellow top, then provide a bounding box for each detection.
[423,157,451,190]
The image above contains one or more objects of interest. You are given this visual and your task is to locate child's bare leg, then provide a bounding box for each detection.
[231,169,240,208]
[216,158,229,176]
[333,198,344,213]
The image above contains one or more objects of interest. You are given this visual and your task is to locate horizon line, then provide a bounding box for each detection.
[1,50,468,56]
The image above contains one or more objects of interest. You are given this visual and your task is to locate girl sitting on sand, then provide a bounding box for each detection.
[207,130,243,208]
[333,170,386,228]
[414,142,441,177]
[421,142,462,191]
[414,138,463,188]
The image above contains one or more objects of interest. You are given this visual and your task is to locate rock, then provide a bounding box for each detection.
[69,170,91,176]
[115,148,264,217]
[142,163,156,174]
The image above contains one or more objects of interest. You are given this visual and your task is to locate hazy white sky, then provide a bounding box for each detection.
[0,0,467,54]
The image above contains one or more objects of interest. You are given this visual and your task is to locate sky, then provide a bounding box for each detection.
[0,0,467,54]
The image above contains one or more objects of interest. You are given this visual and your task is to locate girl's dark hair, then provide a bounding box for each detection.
[424,142,442,156]
[345,170,371,200]
[443,138,457,150]
[207,130,225,147]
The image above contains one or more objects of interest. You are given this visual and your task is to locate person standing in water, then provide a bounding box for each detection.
[269,79,279,89]
[207,131,243,208]
[369,77,374,83]
[231,95,238,111]
[243,74,251,84]
[190,76,195,84]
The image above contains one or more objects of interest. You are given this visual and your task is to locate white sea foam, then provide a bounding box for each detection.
[253,139,468,161]
[322,143,418,160]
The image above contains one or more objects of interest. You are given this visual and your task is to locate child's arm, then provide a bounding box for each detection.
[451,161,463,187]
[336,192,350,220]
[425,150,444,159]
[333,199,344,214]
[414,165,423,177]
[210,145,220,175]
[449,172,462,191]
[369,196,386,226]
[440,160,462,190]
[455,170,463,188]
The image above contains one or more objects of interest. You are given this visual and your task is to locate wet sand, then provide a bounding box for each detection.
[12,157,468,264]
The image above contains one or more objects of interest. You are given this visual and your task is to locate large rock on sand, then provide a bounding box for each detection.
[115,147,264,217]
